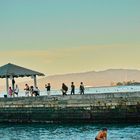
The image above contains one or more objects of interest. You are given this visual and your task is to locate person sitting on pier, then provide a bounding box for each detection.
[95,128,107,140]
[79,82,85,94]
[29,86,40,96]
[33,86,40,96]
[61,83,68,95]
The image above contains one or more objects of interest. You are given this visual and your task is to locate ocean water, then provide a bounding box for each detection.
[0,123,139,140]
[1,85,140,97]
[0,86,139,139]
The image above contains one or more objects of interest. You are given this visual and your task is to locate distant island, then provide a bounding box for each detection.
[115,81,140,86]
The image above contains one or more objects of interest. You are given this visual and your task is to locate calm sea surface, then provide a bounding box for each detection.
[0,123,139,140]
[0,85,140,139]
[1,85,140,97]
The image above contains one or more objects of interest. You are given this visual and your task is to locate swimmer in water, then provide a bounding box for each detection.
[95,128,107,140]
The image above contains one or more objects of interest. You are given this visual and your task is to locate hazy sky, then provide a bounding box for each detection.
[0,0,140,75]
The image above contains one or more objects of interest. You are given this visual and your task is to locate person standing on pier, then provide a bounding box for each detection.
[12,78,15,90]
[24,84,30,96]
[14,84,19,97]
[45,83,51,96]
[61,83,68,95]
[8,87,13,97]
[95,128,107,140]
[79,82,85,94]
[71,82,75,95]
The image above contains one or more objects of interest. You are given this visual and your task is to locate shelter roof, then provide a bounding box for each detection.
[0,63,45,78]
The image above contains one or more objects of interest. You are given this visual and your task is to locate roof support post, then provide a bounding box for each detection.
[33,75,37,87]
[6,76,9,96]
[11,77,15,91]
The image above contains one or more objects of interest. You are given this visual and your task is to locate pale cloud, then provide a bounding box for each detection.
[0,44,140,75]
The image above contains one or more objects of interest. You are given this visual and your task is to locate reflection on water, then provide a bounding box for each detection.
[0,123,139,140]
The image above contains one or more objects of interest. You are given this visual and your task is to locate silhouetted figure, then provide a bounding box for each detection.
[12,78,15,90]
[30,86,34,96]
[45,83,51,96]
[79,82,84,94]
[71,82,75,95]
[61,83,68,95]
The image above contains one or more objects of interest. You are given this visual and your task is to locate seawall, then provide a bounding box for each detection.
[0,92,140,123]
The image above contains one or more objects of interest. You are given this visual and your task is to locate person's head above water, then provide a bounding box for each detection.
[102,128,107,131]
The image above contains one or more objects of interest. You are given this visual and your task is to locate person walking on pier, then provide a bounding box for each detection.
[61,83,68,95]
[95,128,107,140]
[45,83,51,96]
[79,82,84,94]
[71,82,75,95]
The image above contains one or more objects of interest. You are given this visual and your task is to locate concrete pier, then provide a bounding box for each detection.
[0,92,140,123]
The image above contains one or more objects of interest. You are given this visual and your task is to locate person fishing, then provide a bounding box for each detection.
[95,128,107,140]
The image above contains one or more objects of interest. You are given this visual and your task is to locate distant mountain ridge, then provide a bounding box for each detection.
[1,69,140,91]
[36,69,140,89]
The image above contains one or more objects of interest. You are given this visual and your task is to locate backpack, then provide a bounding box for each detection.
[64,85,68,91]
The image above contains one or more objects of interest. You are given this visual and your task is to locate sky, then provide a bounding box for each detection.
[0,0,140,75]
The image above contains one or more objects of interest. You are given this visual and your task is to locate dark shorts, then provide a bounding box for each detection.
[95,138,99,140]
[14,92,18,95]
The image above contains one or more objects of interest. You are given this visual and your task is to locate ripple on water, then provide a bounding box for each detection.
[0,123,139,140]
